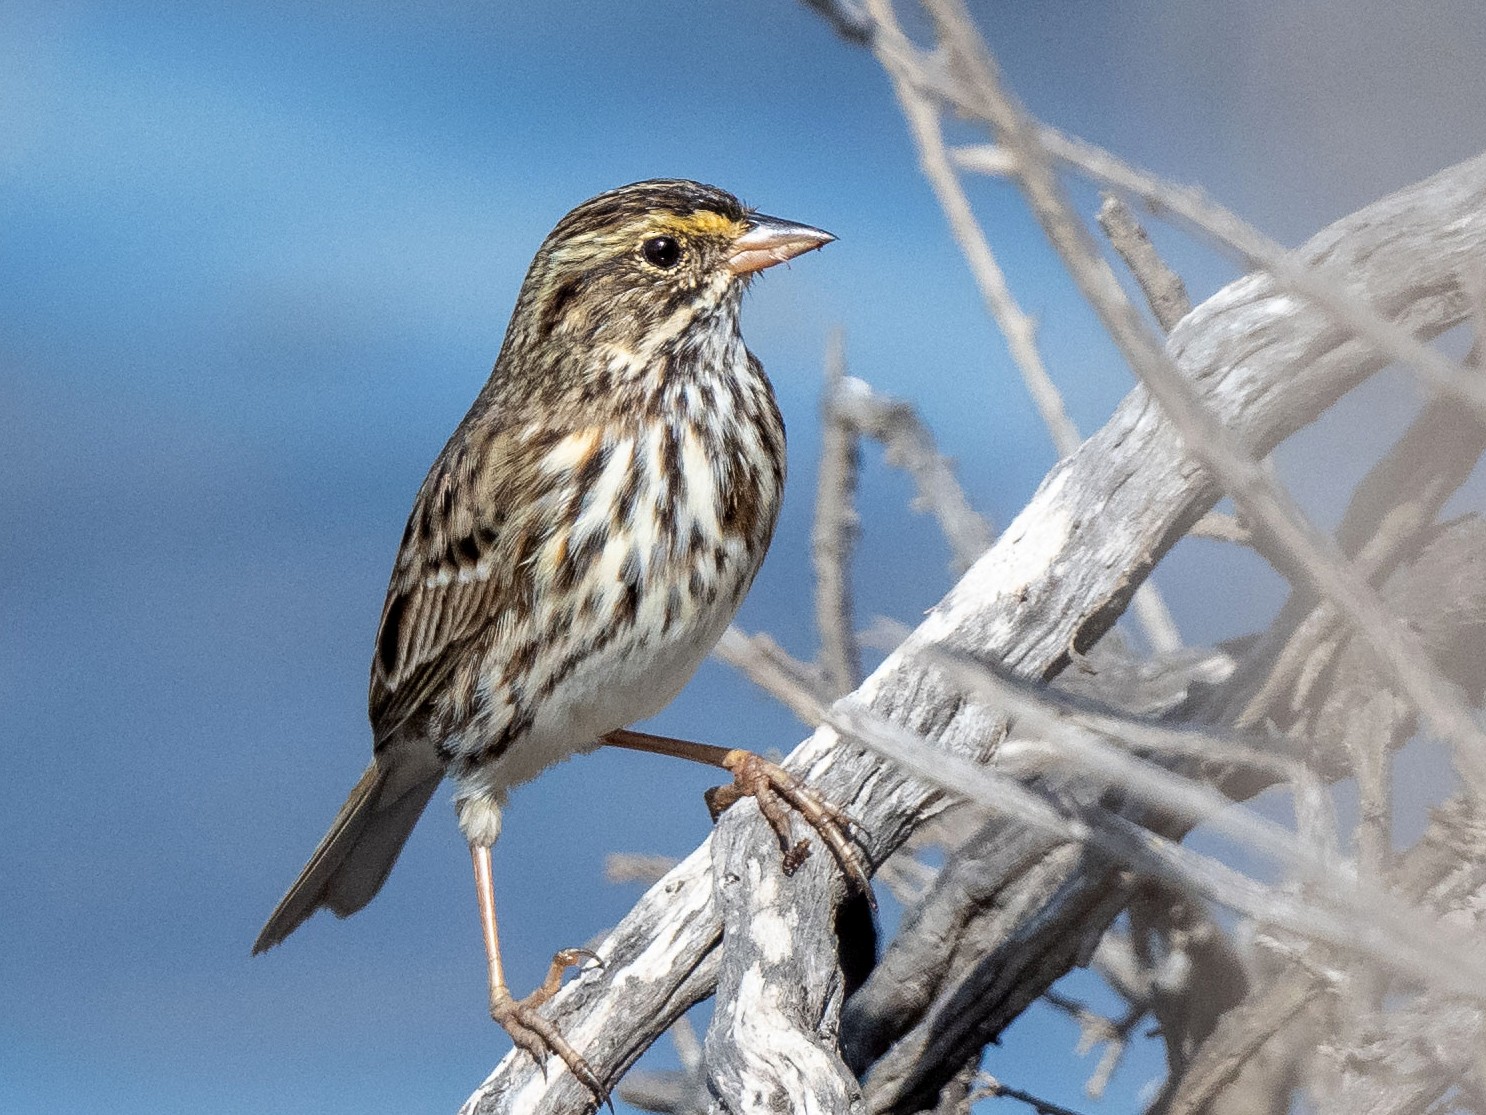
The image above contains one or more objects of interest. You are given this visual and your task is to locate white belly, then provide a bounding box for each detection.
[486,596,737,792]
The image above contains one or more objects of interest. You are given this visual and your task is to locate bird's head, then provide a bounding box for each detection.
[499,179,833,377]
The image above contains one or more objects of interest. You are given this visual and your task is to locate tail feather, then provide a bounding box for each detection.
[253,756,442,954]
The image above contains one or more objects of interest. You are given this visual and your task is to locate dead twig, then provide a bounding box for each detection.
[832,375,994,573]
[813,330,864,695]
[1097,194,1192,333]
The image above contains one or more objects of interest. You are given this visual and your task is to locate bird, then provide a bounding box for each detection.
[252,179,868,1101]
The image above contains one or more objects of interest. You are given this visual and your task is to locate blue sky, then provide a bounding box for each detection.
[5,2,1485,1112]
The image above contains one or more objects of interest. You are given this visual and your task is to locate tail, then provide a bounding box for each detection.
[252,754,443,954]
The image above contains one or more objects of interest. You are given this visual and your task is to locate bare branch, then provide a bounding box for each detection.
[869,8,1486,424]
[832,511,1486,1103]
[1187,511,1249,546]
[871,27,1081,460]
[917,0,1486,801]
[953,125,1486,422]
[827,695,1486,999]
[713,625,829,726]
[605,853,680,887]
[701,793,861,1114]
[1159,974,1327,1115]
[814,330,864,695]
[1221,383,1486,737]
[832,375,993,573]
[866,12,1182,653]
[1042,985,1148,1098]
[1097,194,1192,332]
[973,1073,1097,1115]
[1126,885,1250,1085]
[1164,798,1486,1115]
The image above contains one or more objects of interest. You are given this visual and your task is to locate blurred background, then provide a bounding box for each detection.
[5,1,1486,1112]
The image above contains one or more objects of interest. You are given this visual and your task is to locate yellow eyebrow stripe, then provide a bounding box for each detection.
[657,210,747,239]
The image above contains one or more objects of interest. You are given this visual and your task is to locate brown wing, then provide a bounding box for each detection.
[368,425,536,742]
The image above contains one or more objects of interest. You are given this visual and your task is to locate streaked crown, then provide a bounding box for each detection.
[504,181,753,357]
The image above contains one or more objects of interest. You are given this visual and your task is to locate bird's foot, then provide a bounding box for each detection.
[704,749,874,904]
[491,949,609,1108]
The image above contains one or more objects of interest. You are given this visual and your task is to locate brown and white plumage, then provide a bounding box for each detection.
[254,180,827,953]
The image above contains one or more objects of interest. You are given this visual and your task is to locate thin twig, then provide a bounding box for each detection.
[604,853,680,886]
[832,375,994,573]
[1346,725,1390,1015]
[1042,990,1147,1098]
[952,128,1486,423]
[1085,1003,1148,1098]
[1187,511,1250,545]
[866,18,1182,652]
[713,625,829,726]
[972,1072,1098,1115]
[813,329,864,695]
[873,32,1081,458]
[1097,194,1192,332]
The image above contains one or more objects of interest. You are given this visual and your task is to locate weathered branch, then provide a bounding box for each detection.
[1219,350,1486,736]
[828,673,1486,1111]
[950,130,1486,420]
[1163,798,1486,1115]
[713,626,830,727]
[856,513,1486,1113]
[972,1073,1097,1115]
[919,0,1486,801]
[1156,972,1327,1115]
[873,24,1081,460]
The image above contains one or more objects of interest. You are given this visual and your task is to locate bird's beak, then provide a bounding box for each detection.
[727,214,836,275]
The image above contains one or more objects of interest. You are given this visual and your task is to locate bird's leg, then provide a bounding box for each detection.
[600,729,872,900]
[470,845,610,1106]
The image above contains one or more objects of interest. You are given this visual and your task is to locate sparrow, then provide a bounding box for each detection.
[253,179,866,1102]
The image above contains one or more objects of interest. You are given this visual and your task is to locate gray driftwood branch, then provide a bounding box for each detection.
[1159,797,1486,1115]
[459,145,1486,1115]
[853,511,1486,1114]
[917,0,1486,800]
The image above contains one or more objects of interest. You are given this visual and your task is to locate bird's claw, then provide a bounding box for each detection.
[705,749,874,906]
[491,953,610,1110]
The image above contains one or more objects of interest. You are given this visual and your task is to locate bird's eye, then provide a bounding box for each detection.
[642,236,682,268]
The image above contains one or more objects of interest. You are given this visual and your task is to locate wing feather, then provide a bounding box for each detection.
[369,434,520,739]
[367,421,593,742]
